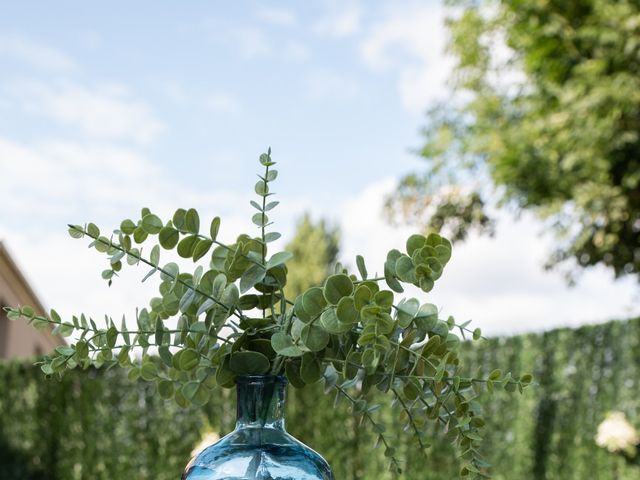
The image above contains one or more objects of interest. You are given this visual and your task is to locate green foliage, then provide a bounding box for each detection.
[4,149,530,478]
[387,0,640,282]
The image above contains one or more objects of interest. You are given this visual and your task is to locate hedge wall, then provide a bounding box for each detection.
[2,318,639,479]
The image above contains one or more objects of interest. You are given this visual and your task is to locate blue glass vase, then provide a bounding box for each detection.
[182,375,334,480]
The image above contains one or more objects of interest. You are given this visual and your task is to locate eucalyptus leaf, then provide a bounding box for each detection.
[300,324,330,352]
[271,332,304,357]
[185,208,200,234]
[323,274,353,305]
[209,217,221,240]
[141,214,163,234]
[159,226,179,249]
[266,251,293,270]
[229,351,270,375]
[301,287,327,318]
[240,264,266,293]
[177,235,199,258]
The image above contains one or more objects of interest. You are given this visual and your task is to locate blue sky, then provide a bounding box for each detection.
[1,0,432,208]
[1,1,638,336]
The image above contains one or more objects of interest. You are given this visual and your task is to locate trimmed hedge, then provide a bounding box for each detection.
[2,318,639,479]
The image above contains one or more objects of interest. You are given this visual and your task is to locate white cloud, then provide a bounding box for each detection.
[11,81,164,144]
[0,33,77,73]
[336,179,640,336]
[256,7,298,27]
[359,3,453,114]
[314,5,362,37]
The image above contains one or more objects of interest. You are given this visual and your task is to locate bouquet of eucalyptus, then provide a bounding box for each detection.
[5,150,531,477]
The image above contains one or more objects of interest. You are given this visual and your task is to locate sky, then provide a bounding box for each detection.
[0,0,638,337]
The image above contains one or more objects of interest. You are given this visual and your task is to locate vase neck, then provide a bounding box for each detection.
[235,375,287,431]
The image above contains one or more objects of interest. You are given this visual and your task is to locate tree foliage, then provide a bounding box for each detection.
[284,214,340,299]
[387,0,640,282]
[4,149,530,478]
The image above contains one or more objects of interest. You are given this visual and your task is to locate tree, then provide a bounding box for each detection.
[387,0,640,282]
[284,213,340,299]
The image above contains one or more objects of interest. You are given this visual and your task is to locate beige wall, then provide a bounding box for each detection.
[0,242,65,359]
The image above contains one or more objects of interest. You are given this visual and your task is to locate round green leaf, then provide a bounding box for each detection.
[252,212,268,226]
[174,388,190,408]
[141,214,163,234]
[185,208,200,234]
[285,360,305,388]
[419,277,435,292]
[353,285,372,310]
[406,234,427,255]
[255,180,269,196]
[210,216,221,240]
[473,327,482,340]
[120,219,136,235]
[301,287,327,318]
[178,348,199,371]
[293,294,311,323]
[86,223,100,237]
[133,227,148,244]
[159,226,179,249]
[216,355,235,388]
[240,264,266,293]
[320,307,352,334]
[68,225,84,239]
[181,381,211,406]
[160,262,179,281]
[140,361,157,381]
[300,324,330,352]
[300,353,322,384]
[266,251,293,270]
[177,235,199,258]
[158,380,174,399]
[247,338,277,360]
[271,332,304,357]
[396,298,419,328]
[192,239,213,262]
[395,255,416,283]
[384,261,404,293]
[435,244,452,264]
[229,351,271,375]
[172,208,187,231]
[323,274,354,304]
[75,341,89,359]
[373,290,394,308]
[336,296,359,324]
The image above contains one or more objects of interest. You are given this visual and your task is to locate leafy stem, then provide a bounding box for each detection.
[69,224,246,322]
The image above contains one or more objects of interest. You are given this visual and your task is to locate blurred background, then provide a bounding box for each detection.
[1,1,639,479]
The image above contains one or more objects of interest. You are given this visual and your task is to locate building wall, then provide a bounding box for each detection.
[0,243,64,359]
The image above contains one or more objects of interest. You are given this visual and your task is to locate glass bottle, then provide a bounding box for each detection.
[183,375,334,480]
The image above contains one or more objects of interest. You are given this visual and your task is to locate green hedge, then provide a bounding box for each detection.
[2,318,640,479]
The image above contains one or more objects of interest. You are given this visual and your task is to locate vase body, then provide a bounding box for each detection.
[182,375,334,480]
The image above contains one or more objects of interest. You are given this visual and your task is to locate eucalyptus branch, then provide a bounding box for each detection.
[334,383,404,475]
[391,388,428,451]
[69,224,246,322]
[5,307,234,345]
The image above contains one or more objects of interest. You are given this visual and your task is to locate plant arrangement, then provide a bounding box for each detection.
[5,150,531,478]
